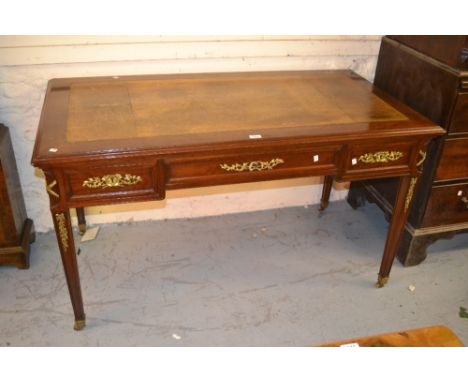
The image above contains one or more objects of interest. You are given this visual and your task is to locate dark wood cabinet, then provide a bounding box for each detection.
[0,124,34,268]
[348,36,468,266]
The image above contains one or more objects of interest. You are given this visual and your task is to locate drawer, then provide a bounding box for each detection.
[435,138,468,181]
[342,142,413,180]
[166,146,340,188]
[422,183,468,227]
[449,92,468,134]
[63,160,165,203]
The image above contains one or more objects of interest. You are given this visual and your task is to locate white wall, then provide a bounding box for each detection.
[0,36,381,232]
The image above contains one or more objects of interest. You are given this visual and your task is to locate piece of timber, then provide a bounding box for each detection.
[318,325,464,347]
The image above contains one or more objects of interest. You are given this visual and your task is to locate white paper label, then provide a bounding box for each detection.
[352,158,357,165]
[81,226,100,242]
[249,134,262,139]
[49,148,59,153]
[313,155,319,162]
[457,190,463,196]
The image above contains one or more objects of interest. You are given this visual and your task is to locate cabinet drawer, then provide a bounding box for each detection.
[63,160,165,203]
[449,92,468,134]
[422,183,468,227]
[167,146,340,188]
[435,138,468,181]
[342,142,413,180]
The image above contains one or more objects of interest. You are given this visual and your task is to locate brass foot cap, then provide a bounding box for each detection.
[78,224,86,236]
[74,319,86,331]
[375,275,389,288]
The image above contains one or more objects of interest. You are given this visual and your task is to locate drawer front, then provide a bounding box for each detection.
[63,160,165,203]
[342,142,413,180]
[167,146,340,188]
[435,138,468,181]
[449,92,468,134]
[422,183,468,227]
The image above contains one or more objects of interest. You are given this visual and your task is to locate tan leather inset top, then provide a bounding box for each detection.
[67,73,407,142]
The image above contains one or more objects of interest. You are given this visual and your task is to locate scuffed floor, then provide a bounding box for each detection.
[1,201,467,346]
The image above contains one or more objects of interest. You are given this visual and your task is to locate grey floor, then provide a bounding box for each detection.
[1,200,467,346]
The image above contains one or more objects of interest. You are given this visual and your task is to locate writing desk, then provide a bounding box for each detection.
[31,70,444,330]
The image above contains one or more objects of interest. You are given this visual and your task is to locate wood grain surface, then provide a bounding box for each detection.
[319,325,464,347]
[32,70,437,166]
[66,73,407,142]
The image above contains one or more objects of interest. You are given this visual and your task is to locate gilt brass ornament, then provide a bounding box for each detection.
[82,174,143,189]
[404,177,418,212]
[46,179,59,198]
[358,151,404,164]
[220,158,284,172]
[55,213,69,250]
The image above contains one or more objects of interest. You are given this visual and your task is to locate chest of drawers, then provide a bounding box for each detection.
[348,36,468,266]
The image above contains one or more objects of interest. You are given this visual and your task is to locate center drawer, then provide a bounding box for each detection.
[166,146,341,188]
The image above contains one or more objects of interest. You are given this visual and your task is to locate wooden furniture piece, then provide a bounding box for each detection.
[31,70,443,330]
[319,325,464,347]
[348,36,468,266]
[0,124,34,268]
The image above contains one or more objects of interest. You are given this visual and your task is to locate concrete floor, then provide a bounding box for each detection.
[1,200,467,346]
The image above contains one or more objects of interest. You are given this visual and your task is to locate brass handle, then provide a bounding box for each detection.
[462,197,468,210]
[82,174,143,189]
[358,151,404,164]
[220,158,284,172]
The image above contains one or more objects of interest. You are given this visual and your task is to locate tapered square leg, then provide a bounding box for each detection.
[319,175,334,211]
[377,175,417,287]
[76,207,86,236]
[52,209,86,330]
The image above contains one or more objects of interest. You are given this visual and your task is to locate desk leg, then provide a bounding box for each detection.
[319,176,334,211]
[377,175,416,287]
[76,207,86,236]
[52,209,86,330]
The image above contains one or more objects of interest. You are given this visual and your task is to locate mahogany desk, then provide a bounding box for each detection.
[31,70,444,330]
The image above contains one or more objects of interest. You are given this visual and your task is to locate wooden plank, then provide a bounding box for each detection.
[319,326,464,347]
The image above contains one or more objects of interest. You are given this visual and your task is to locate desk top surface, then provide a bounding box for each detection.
[32,70,441,165]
